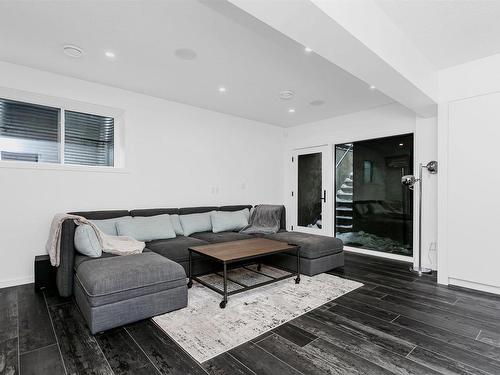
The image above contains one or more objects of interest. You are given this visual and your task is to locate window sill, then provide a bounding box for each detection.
[0,161,130,174]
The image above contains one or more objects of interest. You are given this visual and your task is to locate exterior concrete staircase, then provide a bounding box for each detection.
[336,173,353,233]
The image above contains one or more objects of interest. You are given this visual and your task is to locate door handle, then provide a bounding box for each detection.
[321,190,327,203]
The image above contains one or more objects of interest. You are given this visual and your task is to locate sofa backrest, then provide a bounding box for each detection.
[130,208,179,217]
[56,204,285,297]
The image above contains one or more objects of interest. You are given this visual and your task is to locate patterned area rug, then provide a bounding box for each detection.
[153,265,362,363]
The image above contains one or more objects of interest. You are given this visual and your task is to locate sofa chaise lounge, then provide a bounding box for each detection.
[56,205,343,333]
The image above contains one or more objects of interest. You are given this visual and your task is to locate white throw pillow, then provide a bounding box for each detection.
[90,217,129,236]
[211,209,249,233]
[74,224,102,257]
[179,212,213,236]
[116,214,176,241]
[170,214,184,236]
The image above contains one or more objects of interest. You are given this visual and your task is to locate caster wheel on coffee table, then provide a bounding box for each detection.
[295,277,301,284]
[219,300,227,309]
[187,280,193,289]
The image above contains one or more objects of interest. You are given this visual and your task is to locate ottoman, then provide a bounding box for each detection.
[73,252,187,334]
[264,231,344,276]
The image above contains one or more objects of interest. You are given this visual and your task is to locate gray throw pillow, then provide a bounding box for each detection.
[116,214,176,241]
[170,214,184,236]
[179,212,213,236]
[74,224,102,257]
[211,209,249,233]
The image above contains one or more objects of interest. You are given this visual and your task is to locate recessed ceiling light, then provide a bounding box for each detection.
[105,51,115,58]
[279,90,295,100]
[174,48,197,60]
[288,108,296,113]
[63,45,83,58]
[304,46,313,53]
[218,86,226,93]
[310,100,325,106]
[370,85,376,90]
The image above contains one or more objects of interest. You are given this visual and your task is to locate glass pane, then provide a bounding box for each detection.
[335,134,413,256]
[64,111,114,166]
[0,98,60,163]
[297,152,322,228]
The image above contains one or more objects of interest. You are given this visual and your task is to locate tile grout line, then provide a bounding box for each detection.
[340,290,499,342]
[42,291,68,375]
[390,314,401,323]
[124,327,164,375]
[317,302,500,374]
[253,339,306,375]
[476,330,483,341]
[93,333,115,374]
[226,352,258,375]
[19,342,58,356]
[304,310,492,375]
[405,345,417,358]
[148,319,210,374]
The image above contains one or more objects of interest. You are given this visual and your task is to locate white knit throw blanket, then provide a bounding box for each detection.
[46,213,145,267]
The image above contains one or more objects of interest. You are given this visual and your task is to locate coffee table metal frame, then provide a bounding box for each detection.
[187,244,301,308]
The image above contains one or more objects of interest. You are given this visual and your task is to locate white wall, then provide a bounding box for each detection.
[283,103,438,268]
[0,62,285,288]
[438,54,500,293]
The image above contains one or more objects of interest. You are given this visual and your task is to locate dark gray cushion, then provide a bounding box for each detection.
[74,252,185,307]
[219,205,252,212]
[179,206,218,215]
[130,208,179,217]
[69,210,130,220]
[146,236,209,263]
[264,231,343,259]
[190,231,254,243]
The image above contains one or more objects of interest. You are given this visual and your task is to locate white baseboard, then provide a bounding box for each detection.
[0,275,34,289]
[344,246,413,263]
[448,277,500,296]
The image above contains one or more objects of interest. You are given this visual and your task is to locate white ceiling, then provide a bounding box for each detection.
[0,0,393,127]
[375,0,500,70]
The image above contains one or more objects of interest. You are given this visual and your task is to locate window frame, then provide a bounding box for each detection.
[0,87,126,173]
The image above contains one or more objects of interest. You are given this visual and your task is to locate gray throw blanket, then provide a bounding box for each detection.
[240,205,282,235]
[46,213,145,267]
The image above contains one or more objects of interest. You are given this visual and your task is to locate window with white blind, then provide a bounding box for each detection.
[0,97,116,167]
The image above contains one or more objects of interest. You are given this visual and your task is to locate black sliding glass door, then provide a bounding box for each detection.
[335,134,414,256]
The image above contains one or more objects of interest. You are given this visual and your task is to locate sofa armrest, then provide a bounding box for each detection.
[56,219,76,297]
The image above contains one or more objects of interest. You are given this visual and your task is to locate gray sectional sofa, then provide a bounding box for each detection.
[57,205,343,333]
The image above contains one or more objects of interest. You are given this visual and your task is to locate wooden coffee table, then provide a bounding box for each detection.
[187,238,300,308]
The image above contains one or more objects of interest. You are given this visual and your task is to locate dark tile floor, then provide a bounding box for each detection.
[2,253,500,374]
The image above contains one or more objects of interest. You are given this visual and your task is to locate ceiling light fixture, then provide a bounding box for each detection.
[370,85,376,90]
[399,143,404,147]
[279,90,295,100]
[304,46,313,53]
[218,86,226,93]
[288,108,296,113]
[310,100,325,106]
[105,51,116,58]
[174,48,197,60]
[63,45,83,58]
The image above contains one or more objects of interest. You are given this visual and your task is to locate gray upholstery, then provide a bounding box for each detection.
[266,251,344,277]
[55,204,343,335]
[190,231,254,243]
[264,231,343,259]
[74,252,185,307]
[75,283,187,334]
[73,252,187,334]
[179,206,218,215]
[130,208,179,217]
[219,205,252,212]
[146,236,208,263]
